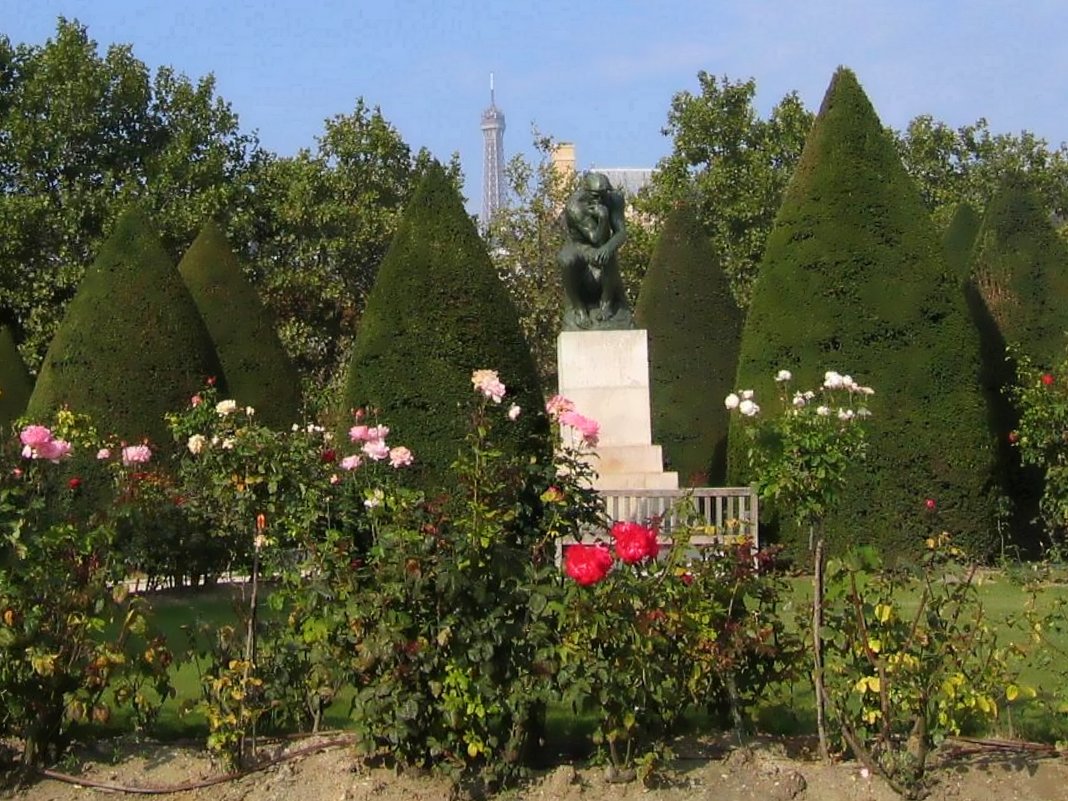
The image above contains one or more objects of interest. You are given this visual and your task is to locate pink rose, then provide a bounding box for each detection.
[349,424,370,442]
[36,438,72,463]
[122,444,152,465]
[545,395,575,419]
[559,410,600,446]
[340,454,362,471]
[19,425,52,448]
[389,446,413,468]
[361,439,390,461]
[471,369,506,403]
[96,448,111,460]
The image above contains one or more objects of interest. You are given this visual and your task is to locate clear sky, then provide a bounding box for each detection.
[3,0,1067,213]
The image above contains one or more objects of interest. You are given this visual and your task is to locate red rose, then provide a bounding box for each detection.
[1042,373,1055,386]
[1008,431,1020,444]
[680,571,694,586]
[68,477,82,490]
[320,449,336,463]
[924,498,937,510]
[610,521,659,564]
[206,376,217,387]
[564,544,613,586]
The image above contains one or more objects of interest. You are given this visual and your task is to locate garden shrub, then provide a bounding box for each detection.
[730,68,997,560]
[942,202,980,280]
[28,207,224,450]
[178,220,302,430]
[635,203,743,485]
[968,175,1068,551]
[0,414,172,767]
[0,326,33,433]
[339,162,547,489]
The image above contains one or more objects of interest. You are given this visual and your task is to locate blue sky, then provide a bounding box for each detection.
[3,1,1067,213]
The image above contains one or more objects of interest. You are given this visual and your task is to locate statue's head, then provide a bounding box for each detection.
[581,172,613,198]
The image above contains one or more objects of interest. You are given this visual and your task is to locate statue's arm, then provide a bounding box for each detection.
[593,193,628,264]
[564,198,602,255]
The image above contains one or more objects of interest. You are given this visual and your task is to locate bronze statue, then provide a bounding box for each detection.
[558,172,633,330]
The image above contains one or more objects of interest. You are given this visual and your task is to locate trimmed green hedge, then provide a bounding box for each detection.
[0,326,33,433]
[942,203,981,281]
[730,68,997,559]
[970,173,1068,368]
[178,220,302,430]
[636,203,743,484]
[28,207,224,448]
[339,163,548,488]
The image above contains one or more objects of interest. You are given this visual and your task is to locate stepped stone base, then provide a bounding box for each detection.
[557,329,678,491]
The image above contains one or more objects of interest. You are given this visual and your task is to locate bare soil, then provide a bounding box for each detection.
[8,734,1068,801]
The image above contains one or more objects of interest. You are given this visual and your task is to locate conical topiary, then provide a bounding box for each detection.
[942,203,981,281]
[178,220,302,430]
[970,173,1068,368]
[967,175,1068,552]
[730,67,996,559]
[0,326,33,433]
[28,207,224,448]
[339,162,548,488]
[636,203,743,484]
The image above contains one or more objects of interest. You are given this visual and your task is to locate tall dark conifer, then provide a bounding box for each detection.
[731,68,996,558]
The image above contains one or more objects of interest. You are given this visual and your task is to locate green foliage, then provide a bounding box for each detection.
[178,221,302,430]
[941,203,981,280]
[245,103,462,384]
[821,541,1017,798]
[0,413,173,766]
[635,204,743,484]
[730,68,997,560]
[28,207,224,450]
[727,371,872,537]
[1008,351,1068,551]
[0,327,33,433]
[970,173,1068,369]
[897,115,1068,230]
[557,525,798,780]
[486,132,577,389]
[0,19,258,370]
[637,73,813,306]
[340,163,548,489]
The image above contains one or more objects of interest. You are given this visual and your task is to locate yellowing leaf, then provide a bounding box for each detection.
[1006,684,1019,702]
[874,604,892,623]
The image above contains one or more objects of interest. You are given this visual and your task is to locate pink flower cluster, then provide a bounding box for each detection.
[546,395,599,447]
[19,425,72,463]
[346,424,413,469]
[471,369,506,404]
[121,444,152,465]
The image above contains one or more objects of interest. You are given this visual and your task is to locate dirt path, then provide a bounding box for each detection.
[9,734,1068,801]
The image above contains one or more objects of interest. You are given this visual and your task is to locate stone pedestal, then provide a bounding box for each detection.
[557,330,678,490]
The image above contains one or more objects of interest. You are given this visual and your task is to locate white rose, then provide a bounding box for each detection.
[724,393,740,410]
[739,399,760,417]
[215,399,237,416]
[792,393,806,408]
[186,434,206,455]
[816,405,831,416]
[775,369,793,383]
[838,408,855,421]
[741,389,754,400]
[823,371,843,389]
[507,404,521,421]
[221,437,235,450]
[245,406,255,417]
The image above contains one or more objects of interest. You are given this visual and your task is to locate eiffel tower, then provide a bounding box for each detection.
[480,74,506,231]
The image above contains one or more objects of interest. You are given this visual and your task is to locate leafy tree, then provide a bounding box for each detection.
[244,102,462,385]
[637,73,813,306]
[730,68,997,559]
[897,115,1068,230]
[486,132,576,389]
[0,19,258,370]
[178,220,302,430]
[0,326,33,431]
[340,162,547,489]
[28,207,223,449]
[635,203,742,484]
